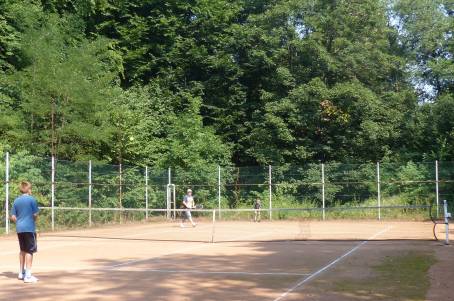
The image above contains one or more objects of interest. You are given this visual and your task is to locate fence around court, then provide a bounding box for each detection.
[1,151,454,234]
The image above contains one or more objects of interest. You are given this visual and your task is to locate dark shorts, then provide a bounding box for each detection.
[181,210,192,220]
[17,232,37,254]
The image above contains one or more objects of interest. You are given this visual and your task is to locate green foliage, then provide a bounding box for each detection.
[0,0,453,208]
[335,251,435,300]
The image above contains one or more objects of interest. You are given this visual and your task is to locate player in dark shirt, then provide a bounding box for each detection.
[253,198,261,222]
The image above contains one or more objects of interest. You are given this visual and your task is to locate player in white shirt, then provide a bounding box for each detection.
[180,189,197,227]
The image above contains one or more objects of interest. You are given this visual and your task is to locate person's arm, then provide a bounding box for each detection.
[10,203,17,222]
[182,196,188,208]
[32,198,39,221]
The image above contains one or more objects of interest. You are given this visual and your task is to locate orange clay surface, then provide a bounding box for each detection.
[0,220,451,301]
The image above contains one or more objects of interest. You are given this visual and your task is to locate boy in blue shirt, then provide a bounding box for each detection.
[10,181,40,283]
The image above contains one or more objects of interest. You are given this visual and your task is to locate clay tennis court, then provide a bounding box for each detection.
[0,219,452,301]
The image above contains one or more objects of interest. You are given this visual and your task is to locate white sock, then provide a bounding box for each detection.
[25,269,31,278]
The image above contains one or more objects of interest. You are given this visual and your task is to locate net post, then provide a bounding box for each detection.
[321,163,325,221]
[217,165,221,219]
[211,208,216,243]
[119,163,122,224]
[5,152,10,235]
[166,184,170,220]
[377,162,381,221]
[167,167,171,219]
[444,200,450,245]
[88,160,92,227]
[435,160,439,218]
[172,184,176,220]
[145,166,149,220]
[51,156,55,231]
[268,165,272,221]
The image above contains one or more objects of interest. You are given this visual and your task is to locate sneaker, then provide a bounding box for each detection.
[23,275,38,283]
[192,223,197,227]
[18,273,24,280]
[180,223,185,228]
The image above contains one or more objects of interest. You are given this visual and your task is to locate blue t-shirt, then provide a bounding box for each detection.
[11,194,39,233]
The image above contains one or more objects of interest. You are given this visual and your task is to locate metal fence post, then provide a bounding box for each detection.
[443,200,450,245]
[118,163,122,224]
[88,160,92,227]
[268,165,272,220]
[5,152,10,234]
[321,163,325,221]
[119,164,122,207]
[145,166,149,220]
[172,184,176,219]
[167,167,171,219]
[435,160,439,218]
[217,165,221,219]
[377,162,381,221]
[51,156,55,231]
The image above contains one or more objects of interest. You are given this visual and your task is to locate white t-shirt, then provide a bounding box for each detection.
[183,195,194,208]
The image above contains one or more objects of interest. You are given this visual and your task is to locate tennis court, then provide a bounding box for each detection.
[1,211,452,301]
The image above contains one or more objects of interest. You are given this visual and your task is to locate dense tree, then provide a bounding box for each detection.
[0,0,453,169]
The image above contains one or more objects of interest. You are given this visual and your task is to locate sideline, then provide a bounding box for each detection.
[273,226,393,301]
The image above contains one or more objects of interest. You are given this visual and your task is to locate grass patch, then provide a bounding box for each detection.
[335,251,436,300]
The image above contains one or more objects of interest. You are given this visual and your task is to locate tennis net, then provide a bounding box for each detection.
[26,204,450,243]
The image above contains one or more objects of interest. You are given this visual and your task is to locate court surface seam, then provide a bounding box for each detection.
[273,226,393,301]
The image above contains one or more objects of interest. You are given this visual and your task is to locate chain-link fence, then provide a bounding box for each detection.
[2,151,453,233]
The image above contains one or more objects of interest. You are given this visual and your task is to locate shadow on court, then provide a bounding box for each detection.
[44,234,437,244]
[0,239,448,301]
[0,271,18,279]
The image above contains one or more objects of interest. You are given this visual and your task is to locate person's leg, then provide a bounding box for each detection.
[23,233,38,283]
[23,252,38,282]
[17,233,26,279]
[18,251,25,279]
[188,211,196,226]
[19,252,25,271]
[25,253,33,274]
[180,210,187,227]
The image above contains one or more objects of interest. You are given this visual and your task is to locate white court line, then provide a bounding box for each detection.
[118,268,310,277]
[273,226,393,301]
[107,231,273,270]
[0,265,88,272]
[0,264,309,277]
[0,224,211,257]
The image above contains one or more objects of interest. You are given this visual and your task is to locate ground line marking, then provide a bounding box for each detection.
[0,265,308,277]
[115,268,311,276]
[0,224,212,256]
[107,231,274,270]
[273,226,393,301]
